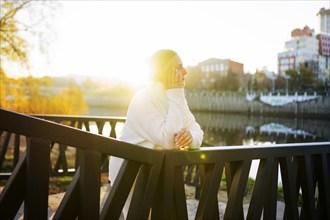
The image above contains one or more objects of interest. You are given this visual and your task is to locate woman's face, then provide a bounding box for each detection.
[167,55,187,86]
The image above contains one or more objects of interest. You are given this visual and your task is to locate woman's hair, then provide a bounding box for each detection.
[149,49,178,82]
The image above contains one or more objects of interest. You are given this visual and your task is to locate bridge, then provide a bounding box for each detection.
[0,109,329,219]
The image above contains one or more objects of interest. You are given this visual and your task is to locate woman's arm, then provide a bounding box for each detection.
[126,88,188,149]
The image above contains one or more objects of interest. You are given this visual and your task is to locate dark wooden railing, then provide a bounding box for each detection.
[0,109,163,219]
[0,113,201,198]
[0,114,126,179]
[154,144,330,219]
[0,108,329,219]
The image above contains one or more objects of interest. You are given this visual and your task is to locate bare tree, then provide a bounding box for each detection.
[0,0,59,71]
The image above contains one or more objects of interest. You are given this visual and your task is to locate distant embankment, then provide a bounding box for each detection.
[186,91,330,118]
[85,96,131,108]
[84,92,330,118]
[84,95,131,116]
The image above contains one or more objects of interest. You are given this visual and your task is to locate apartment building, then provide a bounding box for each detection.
[198,58,244,78]
[277,26,319,76]
[317,7,330,34]
[278,8,330,82]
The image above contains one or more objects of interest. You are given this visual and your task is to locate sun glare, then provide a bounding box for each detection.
[6,1,328,85]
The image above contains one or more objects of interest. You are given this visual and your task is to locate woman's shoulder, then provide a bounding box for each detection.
[133,82,164,101]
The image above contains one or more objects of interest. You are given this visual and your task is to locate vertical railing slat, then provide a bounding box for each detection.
[110,121,117,138]
[0,132,11,170]
[263,158,279,220]
[53,168,80,220]
[13,134,20,167]
[224,160,252,220]
[315,153,330,219]
[0,152,26,219]
[54,144,68,174]
[196,162,224,220]
[84,121,90,132]
[173,165,189,219]
[151,157,176,220]
[298,155,317,220]
[100,160,141,220]
[128,157,164,219]
[79,149,102,220]
[25,137,50,219]
[280,157,299,220]
[96,121,105,135]
[247,158,275,219]
[127,164,151,219]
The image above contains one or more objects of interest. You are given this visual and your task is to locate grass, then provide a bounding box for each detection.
[49,176,73,194]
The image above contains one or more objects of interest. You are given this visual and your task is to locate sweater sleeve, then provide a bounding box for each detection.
[186,111,204,149]
[126,88,198,149]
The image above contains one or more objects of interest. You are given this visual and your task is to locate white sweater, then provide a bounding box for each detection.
[109,82,204,182]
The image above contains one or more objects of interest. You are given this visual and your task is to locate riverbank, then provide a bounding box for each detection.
[85,92,330,119]
[186,91,330,119]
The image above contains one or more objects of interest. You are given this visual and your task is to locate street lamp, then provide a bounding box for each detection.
[262,67,277,93]
[282,73,291,94]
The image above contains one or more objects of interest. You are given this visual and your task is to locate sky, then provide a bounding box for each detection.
[6,1,330,85]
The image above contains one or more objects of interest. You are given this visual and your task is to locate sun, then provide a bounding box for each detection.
[106,55,151,87]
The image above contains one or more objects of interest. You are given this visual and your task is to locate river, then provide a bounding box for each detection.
[88,106,330,146]
[88,106,329,185]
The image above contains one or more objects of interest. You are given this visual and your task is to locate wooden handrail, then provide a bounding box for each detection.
[0,109,160,163]
[1,108,329,219]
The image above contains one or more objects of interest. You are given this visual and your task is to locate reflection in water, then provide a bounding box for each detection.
[193,112,330,147]
[259,123,313,137]
[88,106,329,146]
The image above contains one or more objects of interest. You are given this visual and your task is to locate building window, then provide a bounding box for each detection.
[216,64,220,71]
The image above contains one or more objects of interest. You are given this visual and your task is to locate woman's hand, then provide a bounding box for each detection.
[174,128,192,148]
[166,68,184,89]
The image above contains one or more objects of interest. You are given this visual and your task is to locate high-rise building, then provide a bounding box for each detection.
[278,8,330,84]
[317,34,330,82]
[277,26,319,76]
[317,8,330,34]
[317,8,330,83]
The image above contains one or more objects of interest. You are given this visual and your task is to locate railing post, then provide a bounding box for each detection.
[96,121,105,135]
[79,149,101,220]
[173,165,189,219]
[264,158,279,220]
[315,153,330,219]
[25,137,50,219]
[298,155,317,219]
[13,134,20,167]
[280,157,299,219]
[54,144,68,174]
[110,121,117,138]
[0,132,11,170]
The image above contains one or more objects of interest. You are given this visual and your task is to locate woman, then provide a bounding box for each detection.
[109,49,204,183]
